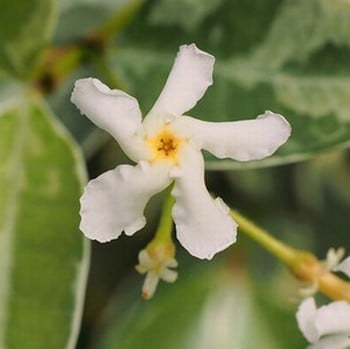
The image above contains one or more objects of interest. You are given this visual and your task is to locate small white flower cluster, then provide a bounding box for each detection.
[297,253,350,349]
[135,247,178,299]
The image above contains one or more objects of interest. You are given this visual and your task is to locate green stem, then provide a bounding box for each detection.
[230,210,350,302]
[34,46,83,92]
[154,186,175,243]
[34,0,144,91]
[230,210,298,267]
[93,0,144,41]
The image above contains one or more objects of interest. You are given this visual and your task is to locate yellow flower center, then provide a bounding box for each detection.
[148,129,182,163]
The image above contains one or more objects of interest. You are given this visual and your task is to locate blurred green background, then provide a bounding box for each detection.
[1,0,350,348]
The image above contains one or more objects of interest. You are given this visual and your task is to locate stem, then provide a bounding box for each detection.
[230,210,298,266]
[35,46,83,92]
[231,209,350,302]
[93,0,144,41]
[35,0,144,91]
[319,273,350,302]
[154,186,175,243]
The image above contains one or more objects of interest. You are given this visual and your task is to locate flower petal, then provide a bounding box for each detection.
[160,268,178,283]
[308,335,350,349]
[326,247,345,271]
[71,78,149,161]
[296,298,319,343]
[150,44,215,116]
[315,301,350,337]
[135,250,153,273]
[80,161,171,242]
[172,111,291,161]
[142,271,159,299]
[171,145,237,260]
[333,256,350,277]
[167,258,178,268]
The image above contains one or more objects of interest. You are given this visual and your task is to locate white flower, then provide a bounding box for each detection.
[297,256,350,349]
[135,243,178,299]
[297,298,350,349]
[71,43,291,260]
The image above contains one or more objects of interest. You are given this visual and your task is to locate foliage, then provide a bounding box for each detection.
[1,0,350,348]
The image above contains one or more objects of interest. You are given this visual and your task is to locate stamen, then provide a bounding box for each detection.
[157,137,176,156]
[147,128,181,163]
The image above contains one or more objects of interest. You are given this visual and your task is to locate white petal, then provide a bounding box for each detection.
[308,335,350,349]
[333,256,350,277]
[135,264,148,274]
[71,78,149,161]
[172,111,291,161]
[142,271,159,299]
[326,247,345,271]
[139,250,153,268]
[80,162,171,242]
[160,268,178,283]
[150,44,215,116]
[296,298,319,343]
[135,250,153,273]
[315,301,350,337]
[171,145,237,260]
[167,258,178,268]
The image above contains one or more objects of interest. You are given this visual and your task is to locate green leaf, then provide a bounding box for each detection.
[0,0,55,79]
[54,0,137,43]
[148,0,224,33]
[107,0,350,169]
[247,0,350,69]
[294,151,350,251]
[94,262,292,349]
[122,0,282,57]
[0,90,89,348]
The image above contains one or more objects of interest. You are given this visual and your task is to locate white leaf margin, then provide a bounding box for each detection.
[0,89,90,349]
